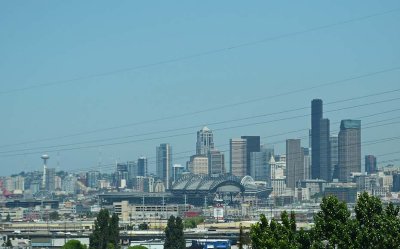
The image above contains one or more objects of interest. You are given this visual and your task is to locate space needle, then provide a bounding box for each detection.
[41,154,49,189]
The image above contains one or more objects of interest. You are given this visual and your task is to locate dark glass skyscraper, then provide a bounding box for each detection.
[311,99,322,179]
[311,99,331,181]
[156,143,173,189]
[241,136,261,176]
[137,157,148,177]
[365,155,377,174]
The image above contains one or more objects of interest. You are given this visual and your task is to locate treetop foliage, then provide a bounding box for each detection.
[164,215,185,249]
[250,192,400,249]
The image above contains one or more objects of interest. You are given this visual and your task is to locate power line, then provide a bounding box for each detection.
[34,115,400,173]
[1,86,400,153]
[1,7,399,95]
[1,95,399,156]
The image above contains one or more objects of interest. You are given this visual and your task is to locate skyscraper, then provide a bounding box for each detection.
[208,149,225,176]
[311,99,331,181]
[286,139,304,189]
[365,155,377,174]
[45,168,56,192]
[250,145,274,181]
[319,118,331,181]
[156,143,173,189]
[230,138,247,177]
[338,120,361,182]
[116,163,128,188]
[303,147,311,180]
[329,136,339,180]
[196,126,214,155]
[137,157,148,177]
[311,99,322,179]
[86,170,100,188]
[241,136,261,175]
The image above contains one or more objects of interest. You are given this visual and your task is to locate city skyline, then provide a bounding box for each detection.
[1,1,399,175]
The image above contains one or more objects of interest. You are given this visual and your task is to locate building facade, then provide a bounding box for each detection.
[230,138,247,177]
[196,126,214,155]
[330,136,339,180]
[338,120,361,182]
[286,139,304,189]
[365,155,377,174]
[208,149,225,176]
[311,99,331,182]
[137,157,148,177]
[241,136,261,176]
[187,155,209,175]
[156,143,173,189]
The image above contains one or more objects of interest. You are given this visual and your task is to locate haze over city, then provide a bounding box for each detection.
[2,2,400,249]
[1,1,399,176]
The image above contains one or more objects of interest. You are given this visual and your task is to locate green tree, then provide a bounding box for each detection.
[184,216,204,229]
[90,209,110,249]
[250,193,400,249]
[62,240,87,249]
[164,215,185,249]
[128,246,148,249]
[109,213,120,249]
[49,211,60,220]
[138,223,149,230]
[312,195,352,248]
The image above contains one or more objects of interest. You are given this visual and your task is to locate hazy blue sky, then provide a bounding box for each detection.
[1,1,399,175]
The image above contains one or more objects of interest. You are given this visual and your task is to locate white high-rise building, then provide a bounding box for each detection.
[196,126,214,155]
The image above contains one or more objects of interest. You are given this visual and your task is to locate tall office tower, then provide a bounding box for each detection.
[127,161,137,188]
[329,136,339,180]
[241,136,261,175]
[338,120,361,182]
[187,155,209,175]
[230,138,247,177]
[62,174,77,194]
[116,163,129,188]
[137,157,148,177]
[208,149,225,176]
[286,139,304,189]
[319,118,331,181]
[303,147,311,180]
[13,176,25,191]
[393,173,400,192]
[156,143,173,189]
[250,146,274,181]
[45,168,56,192]
[365,155,377,174]
[311,99,322,179]
[86,170,100,188]
[311,99,331,181]
[196,126,214,155]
